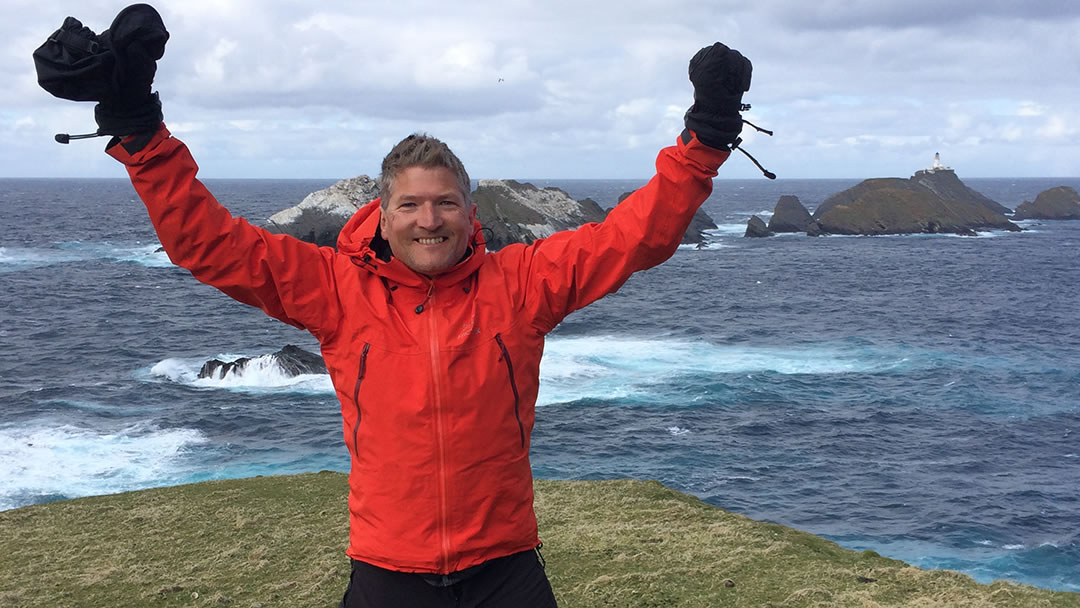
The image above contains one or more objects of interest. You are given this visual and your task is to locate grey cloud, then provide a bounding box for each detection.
[766,0,1080,31]
[4,0,1080,178]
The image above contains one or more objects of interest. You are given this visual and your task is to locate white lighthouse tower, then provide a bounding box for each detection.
[927,152,952,173]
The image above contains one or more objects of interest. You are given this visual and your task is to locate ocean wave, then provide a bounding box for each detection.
[0,241,172,271]
[144,354,334,394]
[677,240,732,251]
[710,223,749,237]
[0,245,88,271]
[110,243,174,267]
[732,209,774,218]
[536,336,913,406]
[0,421,208,511]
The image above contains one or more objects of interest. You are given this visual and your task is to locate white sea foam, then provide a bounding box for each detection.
[146,354,334,393]
[0,241,173,271]
[1004,544,1025,550]
[712,223,749,236]
[677,231,733,251]
[919,231,1002,239]
[0,422,207,511]
[112,243,174,267]
[150,337,909,404]
[735,209,773,218]
[677,242,732,251]
[537,336,909,405]
[0,245,88,271]
[666,426,690,436]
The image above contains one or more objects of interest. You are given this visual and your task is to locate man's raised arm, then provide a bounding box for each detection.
[521,42,757,331]
[34,5,343,338]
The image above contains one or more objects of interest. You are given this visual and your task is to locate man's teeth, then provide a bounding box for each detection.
[417,237,447,244]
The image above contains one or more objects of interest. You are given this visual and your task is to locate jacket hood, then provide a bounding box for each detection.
[336,198,487,287]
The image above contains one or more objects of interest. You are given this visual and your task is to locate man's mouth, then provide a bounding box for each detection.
[416,237,448,245]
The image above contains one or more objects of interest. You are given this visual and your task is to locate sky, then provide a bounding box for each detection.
[2,0,1078,180]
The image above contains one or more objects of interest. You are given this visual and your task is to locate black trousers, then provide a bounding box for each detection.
[340,549,558,608]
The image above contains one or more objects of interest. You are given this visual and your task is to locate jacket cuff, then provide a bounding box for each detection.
[105,123,171,164]
[677,128,732,171]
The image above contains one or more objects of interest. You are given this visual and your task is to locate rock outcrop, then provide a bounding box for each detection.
[815,168,1010,219]
[744,215,772,238]
[263,176,765,250]
[616,190,718,246]
[1013,186,1080,220]
[767,195,817,233]
[198,345,327,380]
[683,209,719,246]
[813,173,1021,236]
[264,177,379,247]
[472,180,607,251]
[813,181,1021,236]
[265,176,619,252]
[910,168,1011,215]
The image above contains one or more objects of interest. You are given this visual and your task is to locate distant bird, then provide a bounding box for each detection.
[498,78,504,83]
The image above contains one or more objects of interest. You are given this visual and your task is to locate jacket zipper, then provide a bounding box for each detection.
[494,334,525,449]
[425,288,453,573]
[350,343,371,459]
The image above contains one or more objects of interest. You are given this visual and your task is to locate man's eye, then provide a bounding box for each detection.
[440,200,459,206]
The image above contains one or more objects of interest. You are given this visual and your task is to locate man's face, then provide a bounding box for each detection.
[379,166,475,276]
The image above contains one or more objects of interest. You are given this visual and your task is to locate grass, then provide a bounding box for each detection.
[1,472,1077,607]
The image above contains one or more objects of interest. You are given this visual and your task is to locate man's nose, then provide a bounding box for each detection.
[416,202,442,229]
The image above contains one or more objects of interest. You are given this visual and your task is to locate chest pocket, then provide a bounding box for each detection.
[495,333,525,449]
[348,343,371,460]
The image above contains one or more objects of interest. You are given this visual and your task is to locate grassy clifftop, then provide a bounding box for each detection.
[1,472,1076,607]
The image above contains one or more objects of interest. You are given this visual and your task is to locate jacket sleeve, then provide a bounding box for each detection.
[522,131,730,332]
[107,125,343,338]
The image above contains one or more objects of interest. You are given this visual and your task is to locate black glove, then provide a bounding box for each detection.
[683,42,752,149]
[34,4,169,139]
[33,16,115,103]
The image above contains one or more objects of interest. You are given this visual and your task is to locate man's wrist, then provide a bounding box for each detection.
[94,92,162,137]
[683,111,743,150]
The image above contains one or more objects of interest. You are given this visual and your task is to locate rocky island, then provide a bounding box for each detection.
[812,154,1020,236]
[264,177,717,250]
[471,180,607,250]
[745,154,1023,238]
[1013,186,1080,220]
[198,345,326,380]
[264,176,380,247]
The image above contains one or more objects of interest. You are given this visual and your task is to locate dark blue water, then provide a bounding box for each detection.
[1,175,1078,592]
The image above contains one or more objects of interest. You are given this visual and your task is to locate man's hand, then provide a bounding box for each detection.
[34,3,169,139]
[100,4,169,113]
[683,42,752,150]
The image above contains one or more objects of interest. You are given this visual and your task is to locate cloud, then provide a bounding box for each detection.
[3,0,1080,178]
[768,0,1080,30]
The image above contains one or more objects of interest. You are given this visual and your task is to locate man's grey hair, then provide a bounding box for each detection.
[378,133,471,208]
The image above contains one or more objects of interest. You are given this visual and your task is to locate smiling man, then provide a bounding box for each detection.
[36,5,754,607]
[376,136,476,276]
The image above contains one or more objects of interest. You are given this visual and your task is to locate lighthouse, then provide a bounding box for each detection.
[927,152,952,173]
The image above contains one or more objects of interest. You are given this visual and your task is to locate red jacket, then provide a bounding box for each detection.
[108,127,729,574]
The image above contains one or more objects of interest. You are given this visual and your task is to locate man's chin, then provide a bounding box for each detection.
[407,258,454,276]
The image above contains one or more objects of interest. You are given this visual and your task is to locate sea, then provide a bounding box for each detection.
[1,174,1078,593]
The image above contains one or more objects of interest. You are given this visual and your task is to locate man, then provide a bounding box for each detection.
[35,5,756,607]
